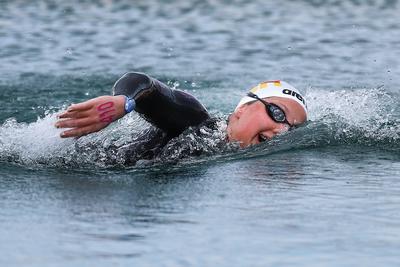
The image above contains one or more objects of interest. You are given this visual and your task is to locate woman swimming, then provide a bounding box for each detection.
[55,72,307,153]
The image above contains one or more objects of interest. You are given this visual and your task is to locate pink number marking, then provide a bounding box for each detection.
[100,116,114,123]
[97,101,116,123]
[97,101,114,111]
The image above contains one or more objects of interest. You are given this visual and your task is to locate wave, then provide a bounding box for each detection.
[0,87,398,170]
[291,0,398,9]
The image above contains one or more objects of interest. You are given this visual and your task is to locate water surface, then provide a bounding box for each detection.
[1,0,399,266]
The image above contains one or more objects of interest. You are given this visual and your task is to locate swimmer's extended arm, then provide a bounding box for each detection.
[56,72,209,138]
[112,72,210,137]
[56,95,126,138]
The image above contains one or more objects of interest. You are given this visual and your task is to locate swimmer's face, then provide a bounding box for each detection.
[226,96,307,148]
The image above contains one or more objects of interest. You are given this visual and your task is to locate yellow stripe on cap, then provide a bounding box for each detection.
[250,85,259,93]
[250,81,276,94]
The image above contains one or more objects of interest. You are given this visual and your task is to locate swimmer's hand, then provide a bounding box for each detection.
[55,95,126,138]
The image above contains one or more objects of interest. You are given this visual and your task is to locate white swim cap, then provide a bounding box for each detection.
[235,80,308,117]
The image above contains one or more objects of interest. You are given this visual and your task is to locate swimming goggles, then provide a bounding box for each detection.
[247,92,293,128]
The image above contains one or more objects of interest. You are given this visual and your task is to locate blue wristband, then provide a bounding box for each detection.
[124,96,136,113]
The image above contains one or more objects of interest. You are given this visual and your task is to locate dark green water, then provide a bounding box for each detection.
[1,0,399,266]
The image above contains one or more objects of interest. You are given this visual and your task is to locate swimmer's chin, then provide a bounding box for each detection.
[227,136,251,148]
[226,133,249,148]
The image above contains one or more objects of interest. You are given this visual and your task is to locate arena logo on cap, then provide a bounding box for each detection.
[282,88,306,105]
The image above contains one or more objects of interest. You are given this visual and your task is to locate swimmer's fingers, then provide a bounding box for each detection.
[55,117,99,129]
[66,99,96,112]
[57,95,126,138]
[59,95,124,116]
[60,123,107,138]
[57,98,98,119]
[58,109,92,119]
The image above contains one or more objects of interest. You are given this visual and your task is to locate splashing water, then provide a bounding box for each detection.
[0,113,73,166]
[307,86,399,145]
[0,87,399,169]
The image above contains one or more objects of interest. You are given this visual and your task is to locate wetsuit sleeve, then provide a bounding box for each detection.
[112,72,210,137]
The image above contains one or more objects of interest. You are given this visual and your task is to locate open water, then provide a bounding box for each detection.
[0,0,399,266]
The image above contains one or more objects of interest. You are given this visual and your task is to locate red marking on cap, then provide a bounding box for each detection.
[263,80,281,83]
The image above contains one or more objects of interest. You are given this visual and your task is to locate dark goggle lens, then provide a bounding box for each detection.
[247,92,290,126]
[267,104,286,123]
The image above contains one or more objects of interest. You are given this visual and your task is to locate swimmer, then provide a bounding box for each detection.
[56,72,307,150]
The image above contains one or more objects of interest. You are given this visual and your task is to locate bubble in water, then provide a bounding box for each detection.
[172,81,180,89]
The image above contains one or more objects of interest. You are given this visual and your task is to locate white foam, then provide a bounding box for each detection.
[305,86,399,141]
[0,113,74,164]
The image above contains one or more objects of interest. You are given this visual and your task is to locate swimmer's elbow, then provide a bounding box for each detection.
[112,72,153,99]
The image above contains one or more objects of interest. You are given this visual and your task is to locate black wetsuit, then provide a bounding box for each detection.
[111,72,218,165]
[113,72,210,137]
